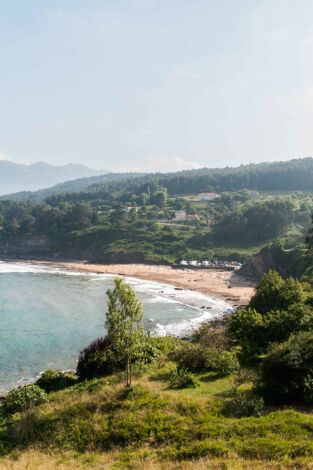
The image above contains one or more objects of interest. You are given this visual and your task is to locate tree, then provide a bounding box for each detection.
[249,270,303,314]
[227,308,264,361]
[152,190,167,207]
[105,277,144,387]
[228,271,311,362]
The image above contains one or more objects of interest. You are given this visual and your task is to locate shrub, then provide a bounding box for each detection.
[171,343,211,372]
[192,319,231,351]
[76,336,123,380]
[77,335,160,381]
[249,270,304,314]
[2,384,48,414]
[224,393,264,417]
[209,350,239,376]
[36,369,77,393]
[232,367,256,393]
[169,366,199,389]
[149,336,184,355]
[136,337,161,364]
[259,331,313,404]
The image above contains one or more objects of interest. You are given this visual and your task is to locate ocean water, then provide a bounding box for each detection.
[0,262,230,393]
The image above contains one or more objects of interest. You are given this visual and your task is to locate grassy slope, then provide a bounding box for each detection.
[1,358,313,469]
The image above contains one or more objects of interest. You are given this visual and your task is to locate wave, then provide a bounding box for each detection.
[0,261,232,340]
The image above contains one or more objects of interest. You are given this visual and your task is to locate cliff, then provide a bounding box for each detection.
[239,244,307,280]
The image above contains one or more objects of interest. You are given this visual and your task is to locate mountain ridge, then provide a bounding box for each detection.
[0,160,105,195]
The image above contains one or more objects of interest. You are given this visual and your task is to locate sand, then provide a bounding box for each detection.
[37,262,255,307]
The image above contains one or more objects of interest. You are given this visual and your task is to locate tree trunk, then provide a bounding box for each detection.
[126,357,131,387]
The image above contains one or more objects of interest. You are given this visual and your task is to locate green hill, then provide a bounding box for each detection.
[1,341,313,469]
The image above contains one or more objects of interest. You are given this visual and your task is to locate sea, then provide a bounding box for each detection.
[0,261,231,393]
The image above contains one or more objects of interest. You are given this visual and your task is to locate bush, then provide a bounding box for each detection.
[169,366,199,389]
[227,308,264,361]
[36,369,77,393]
[171,343,211,372]
[259,331,313,404]
[224,393,264,417]
[77,335,160,381]
[136,337,161,364]
[2,384,48,414]
[172,341,239,376]
[192,319,231,351]
[209,351,239,376]
[149,336,184,355]
[76,336,124,380]
[249,270,304,314]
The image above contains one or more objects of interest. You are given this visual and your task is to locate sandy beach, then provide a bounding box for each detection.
[36,262,255,307]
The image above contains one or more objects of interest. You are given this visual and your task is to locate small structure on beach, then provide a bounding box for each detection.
[179,259,243,269]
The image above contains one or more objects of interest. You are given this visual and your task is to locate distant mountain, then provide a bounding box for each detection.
[0,161,105,195]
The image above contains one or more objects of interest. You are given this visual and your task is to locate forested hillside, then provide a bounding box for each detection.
[0,158,312,270]
[4,157,313,203]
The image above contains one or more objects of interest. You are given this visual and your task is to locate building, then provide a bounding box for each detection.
[199,192,220,201]
[189,260,201,267]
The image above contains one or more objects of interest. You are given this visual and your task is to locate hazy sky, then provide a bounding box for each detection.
[1,0,313,171]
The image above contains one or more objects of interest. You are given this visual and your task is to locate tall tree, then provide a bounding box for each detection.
[105,277,144,387]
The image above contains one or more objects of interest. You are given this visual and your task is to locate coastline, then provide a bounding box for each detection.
[26,261,255,307]
[0,260,255,394]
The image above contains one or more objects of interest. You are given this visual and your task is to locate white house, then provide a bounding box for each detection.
[199,192,220,201]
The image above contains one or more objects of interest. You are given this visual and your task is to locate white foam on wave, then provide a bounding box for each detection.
[0,261,96,277]
[149,309,225,338]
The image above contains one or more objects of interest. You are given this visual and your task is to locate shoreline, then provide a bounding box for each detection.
[25,260,255,307]
[0,260,255,395]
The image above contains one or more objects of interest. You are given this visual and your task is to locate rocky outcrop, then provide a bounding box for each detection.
[239,245,307,280]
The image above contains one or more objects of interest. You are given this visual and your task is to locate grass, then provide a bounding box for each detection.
[1,358,313,469]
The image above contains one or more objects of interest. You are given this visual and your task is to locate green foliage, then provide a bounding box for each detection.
[172,341,239,377]
[250,270,304,314]
[105,278,145,387]
[259,331,313,404]
[35,369,77,393]
[169,366,199,389]
[148,336,185,355]
[76,336,123,380]
[2,384,48,415]
[209,350,239,376]
[192,319,231,351]
[227,308,264,360]
[224,393,264,417]
[171,343,211,372]
[228,271,313,361]
[212,199,295,244]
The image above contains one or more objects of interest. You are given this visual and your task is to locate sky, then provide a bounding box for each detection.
[1,0,313,172]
